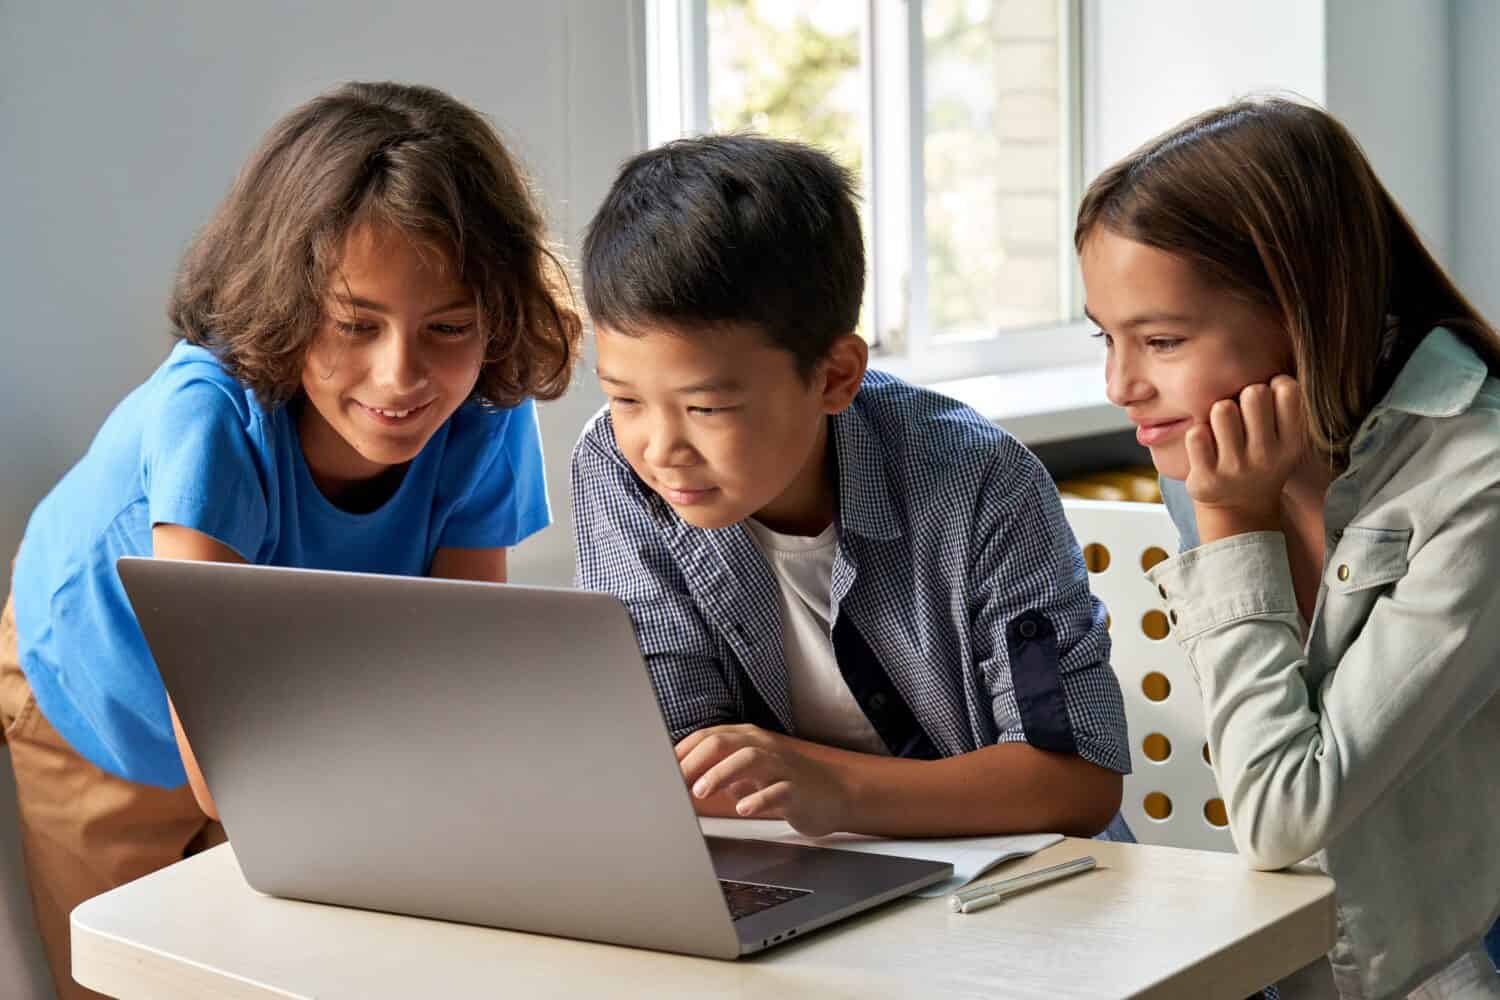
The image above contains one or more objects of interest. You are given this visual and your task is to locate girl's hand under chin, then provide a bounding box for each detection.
[1185,375,1309,543]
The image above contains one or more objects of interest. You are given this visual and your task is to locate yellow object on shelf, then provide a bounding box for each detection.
[1056,466,1162,503]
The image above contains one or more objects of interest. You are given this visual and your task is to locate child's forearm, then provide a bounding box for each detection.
[169,698,220,821]
[1195,503,1281,543]
[826,742,1122,838]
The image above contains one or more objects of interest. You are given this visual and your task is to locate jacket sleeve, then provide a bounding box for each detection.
[1148,483,1500,870]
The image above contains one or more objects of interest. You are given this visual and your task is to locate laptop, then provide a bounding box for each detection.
[117,558,951,958]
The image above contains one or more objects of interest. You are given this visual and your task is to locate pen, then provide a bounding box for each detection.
[949,855,1097,914]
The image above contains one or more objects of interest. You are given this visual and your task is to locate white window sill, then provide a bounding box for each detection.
[928,364,1131,446]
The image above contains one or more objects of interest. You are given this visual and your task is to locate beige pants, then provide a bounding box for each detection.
[1,590,224,1000]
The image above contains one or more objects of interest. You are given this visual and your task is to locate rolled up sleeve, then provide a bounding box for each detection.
[970,452,1131,775]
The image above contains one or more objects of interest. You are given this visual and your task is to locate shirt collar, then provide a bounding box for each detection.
[1375,327,1488,419]
[829,398,904,542]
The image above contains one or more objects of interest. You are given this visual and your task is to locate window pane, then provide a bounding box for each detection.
[924,0,1067,339]
[707,1,864,176]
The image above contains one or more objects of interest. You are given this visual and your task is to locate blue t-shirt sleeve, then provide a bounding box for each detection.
[139,375,269,561]
[438,399,551,550]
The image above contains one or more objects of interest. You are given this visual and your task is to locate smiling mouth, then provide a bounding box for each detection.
[1135,418,1189,446]
[659,484,718,504]
[358,400,434,423]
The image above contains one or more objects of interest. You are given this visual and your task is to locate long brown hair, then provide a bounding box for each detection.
[1075,96,1499,463]
[169,81,581,408]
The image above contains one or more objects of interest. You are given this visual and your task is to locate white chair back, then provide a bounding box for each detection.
[1062,498,1235,853]
[0,745,52,999]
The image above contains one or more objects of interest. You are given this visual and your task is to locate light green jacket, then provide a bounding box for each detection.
[1151,329,1500,1000]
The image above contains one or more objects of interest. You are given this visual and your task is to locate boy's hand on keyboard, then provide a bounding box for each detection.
[676,724,850,838]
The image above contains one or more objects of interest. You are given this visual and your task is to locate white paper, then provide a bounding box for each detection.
[700,818,1063,898]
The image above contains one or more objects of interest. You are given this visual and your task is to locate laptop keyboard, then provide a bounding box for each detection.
[719,878,811,920]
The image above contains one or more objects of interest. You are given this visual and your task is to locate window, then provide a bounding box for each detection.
[646,0,1097,382]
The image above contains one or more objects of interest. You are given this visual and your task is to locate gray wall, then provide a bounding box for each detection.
[1453,0,1500,321]
[1085,0,1325,178]
[1087,0,1454,272]
[1326,0,1452,265]
[0,1,642,598]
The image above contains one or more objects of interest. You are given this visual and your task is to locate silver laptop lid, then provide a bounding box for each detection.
[119,558,742,958]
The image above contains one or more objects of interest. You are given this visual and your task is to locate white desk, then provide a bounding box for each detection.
[73,837,1334,999]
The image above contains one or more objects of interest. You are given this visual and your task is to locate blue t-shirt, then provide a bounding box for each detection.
[11,341,550,787]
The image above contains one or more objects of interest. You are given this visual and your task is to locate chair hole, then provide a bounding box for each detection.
[1204,798,1229,828]
[1143,792,1172,820]
[1142,733,1171,762]
[1141,672,1171,702]
[1202,742,1212,766]
[1140,546,1169,571]
[1083,543,1111,573]
[1141,610,1170,640]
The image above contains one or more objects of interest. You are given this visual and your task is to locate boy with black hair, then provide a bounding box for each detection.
[572,134,1128,837]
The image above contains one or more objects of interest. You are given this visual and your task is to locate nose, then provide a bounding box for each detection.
[639,412,697,469]
[1104,343,1152,408]
[371,329,430,395]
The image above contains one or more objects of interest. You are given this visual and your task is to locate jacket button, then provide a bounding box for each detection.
[867,693,888,712]
[1337,564,1351,581]
[1019,620,1038,639]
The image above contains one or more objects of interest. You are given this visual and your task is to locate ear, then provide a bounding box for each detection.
[818,334,868,414]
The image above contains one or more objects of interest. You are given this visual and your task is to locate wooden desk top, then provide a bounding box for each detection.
[73,837,1334,999]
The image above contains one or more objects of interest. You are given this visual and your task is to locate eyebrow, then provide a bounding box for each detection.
[596,371,746,394]
[1082,306,1195,329]
[334,295,476,317]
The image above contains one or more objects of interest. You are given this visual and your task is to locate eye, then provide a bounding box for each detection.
[430,322,475,338]
[334,320,378,337]
[688,405,739,416]
[1147,337,1183,352]
[608,396,640,409]
[1090,329,1112,348]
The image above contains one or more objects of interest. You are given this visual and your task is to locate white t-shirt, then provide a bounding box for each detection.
[743,518,889,756]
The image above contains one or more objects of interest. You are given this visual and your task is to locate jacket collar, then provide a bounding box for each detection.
[1375,327,1488,419]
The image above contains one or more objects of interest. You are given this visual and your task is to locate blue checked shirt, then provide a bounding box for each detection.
[571,370,1130,775]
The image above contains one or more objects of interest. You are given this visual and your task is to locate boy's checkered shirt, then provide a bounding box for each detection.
[571,370,1130,774]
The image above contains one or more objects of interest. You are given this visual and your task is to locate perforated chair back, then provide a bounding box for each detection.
[1062,499,1235,853]
[0,744,51,999]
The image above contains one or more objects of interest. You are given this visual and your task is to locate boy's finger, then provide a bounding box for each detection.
[678,733,744,784]
[694,746,767,799]
[674,732,704,760]
[735,780,793,818]
[674,724,728,760]
[726,779,761,801]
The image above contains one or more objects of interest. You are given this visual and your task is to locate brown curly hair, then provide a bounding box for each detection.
[168,81,581,408]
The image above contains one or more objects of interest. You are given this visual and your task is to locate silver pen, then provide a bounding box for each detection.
[949,855,1097,914]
